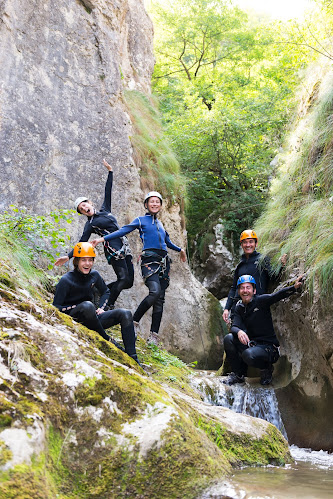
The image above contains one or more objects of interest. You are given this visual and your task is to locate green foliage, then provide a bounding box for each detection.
[150,0,310,249]
[0,206,74,269]
[255,64,333,299]
[124,90,186,205]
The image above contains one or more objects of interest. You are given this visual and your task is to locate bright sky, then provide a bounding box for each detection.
[234,0,314,20]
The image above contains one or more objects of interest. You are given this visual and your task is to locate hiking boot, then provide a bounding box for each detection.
[147,331,160,346]
[260,365,274,386]
[109,337,125,352]
[222,372,245,385]
[129,354,142,367]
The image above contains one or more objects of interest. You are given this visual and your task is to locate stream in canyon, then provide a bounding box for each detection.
[192,372,333,499]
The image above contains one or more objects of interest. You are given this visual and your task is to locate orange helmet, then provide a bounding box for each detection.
[73,242,96,258]
[240,230,258,242]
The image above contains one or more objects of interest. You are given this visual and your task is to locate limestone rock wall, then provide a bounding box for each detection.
[191,223,236,299]
[0,0,222,367]
[273,290,333,451]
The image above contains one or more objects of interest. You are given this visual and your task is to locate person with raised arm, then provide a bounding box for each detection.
[223,274,303,386]
[54,159,134,309]
[91,191,186,345]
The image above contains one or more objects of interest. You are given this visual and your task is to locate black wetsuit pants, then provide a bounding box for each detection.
[133,273,168,334]
[67,301,136,355]
[107,255,134,306]
[223,333,279,376]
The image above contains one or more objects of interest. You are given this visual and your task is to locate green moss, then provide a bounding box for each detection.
[0,414,13,428]
[0,441,12,466]
[0,462,55,498]
[195,416,291,467]
[0,272,15,289]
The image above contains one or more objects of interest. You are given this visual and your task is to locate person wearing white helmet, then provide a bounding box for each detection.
[91,191,186,345]
[54,159,134,309]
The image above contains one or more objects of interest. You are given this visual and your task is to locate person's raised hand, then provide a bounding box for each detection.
[294,274,305,289]
[103,158,112,171]
[91,238,104,248]
[54,255,69,267]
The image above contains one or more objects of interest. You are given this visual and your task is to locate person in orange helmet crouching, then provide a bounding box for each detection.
[53,242,141,366]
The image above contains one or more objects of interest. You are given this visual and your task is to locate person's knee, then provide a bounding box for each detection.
[223,333,234,350]
[119,275,133,290]
[241,348,257,367]
[78,301,96,320]
[117,308,133,327]
[146,280,161,302]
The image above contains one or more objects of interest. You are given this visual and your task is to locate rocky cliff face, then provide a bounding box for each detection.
[273,286,333,451]
[0,0,222,367]
[191,223,236,299]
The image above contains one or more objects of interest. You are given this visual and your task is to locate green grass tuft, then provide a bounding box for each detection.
[255,67,333,301]
[124,90,187,206]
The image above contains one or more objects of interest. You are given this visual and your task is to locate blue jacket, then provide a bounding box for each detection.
[103,213,181,253]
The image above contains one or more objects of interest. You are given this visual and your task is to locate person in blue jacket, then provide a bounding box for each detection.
[91,191,186,345]
[54,159,134,309]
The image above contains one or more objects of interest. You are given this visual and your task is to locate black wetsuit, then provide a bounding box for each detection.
[53,268,136,356]
[225,251,279,317]
[224,286,296,374]
[68,171,134,307]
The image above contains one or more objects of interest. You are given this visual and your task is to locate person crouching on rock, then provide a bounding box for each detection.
[223,274,303,386]
[91,191,186,346]
[53,242,141,366]
[54,159,134,310]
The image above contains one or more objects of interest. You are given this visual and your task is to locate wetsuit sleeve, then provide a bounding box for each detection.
[104,218,140,242]
[94,272,110,309]
[53,277,75,312]
[230,306,247,337]
[225,266,240,310]
[67,220,93,259]
[100,171,113,212]
[165,231,181,252]
[257,286,297,307]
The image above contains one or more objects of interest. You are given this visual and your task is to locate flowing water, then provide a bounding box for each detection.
[191,372,333,499]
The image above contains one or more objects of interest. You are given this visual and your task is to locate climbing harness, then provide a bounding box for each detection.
[105,237,132,263]
[139,250,170,282]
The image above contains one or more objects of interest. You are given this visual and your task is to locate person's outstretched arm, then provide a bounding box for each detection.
[100,159,113,212]
[91,218,140,247]
[54,220,93,266]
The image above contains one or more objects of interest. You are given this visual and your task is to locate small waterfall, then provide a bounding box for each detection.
[191,373,287,439]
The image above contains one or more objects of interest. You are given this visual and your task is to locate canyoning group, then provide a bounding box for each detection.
[53,159,186,367]
[53,159,303,378]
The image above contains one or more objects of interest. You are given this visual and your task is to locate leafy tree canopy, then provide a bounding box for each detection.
[149,0,313,250]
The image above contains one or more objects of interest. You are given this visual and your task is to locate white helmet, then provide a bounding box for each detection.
[74,196,88,213]
[144,191,163,206]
